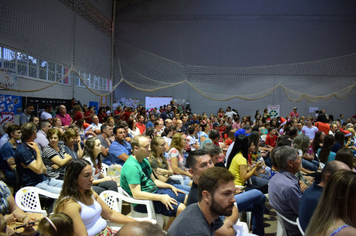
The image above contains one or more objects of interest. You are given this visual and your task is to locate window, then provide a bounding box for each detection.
[28,56,37,78]
[38,59,47,80]
[17,52,28,76]
[0,45,110,91]
[3,48,16,70]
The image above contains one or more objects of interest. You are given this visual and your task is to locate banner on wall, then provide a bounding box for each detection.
[1,112,14,124]
[89,101,99,114]
[267,105,280,118]
[0,69,17,89]
[101,96,107,106]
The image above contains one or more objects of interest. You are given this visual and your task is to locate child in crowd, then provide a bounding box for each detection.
[265,127,278,148]
[38,213,74,236]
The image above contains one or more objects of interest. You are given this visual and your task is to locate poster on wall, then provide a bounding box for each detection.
[125,98,140,108]
[89,101,99,114]
[0,94,22,115]
[101,96,107,106]
[1,112,14,124]
[145,96,172,110]
[267,105,280,118]
[0,69,17,89]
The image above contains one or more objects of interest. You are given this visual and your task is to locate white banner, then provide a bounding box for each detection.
[0,69,17,89]
[267,105,280,118]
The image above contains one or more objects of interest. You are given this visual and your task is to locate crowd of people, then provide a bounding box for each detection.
[0,100,356,236]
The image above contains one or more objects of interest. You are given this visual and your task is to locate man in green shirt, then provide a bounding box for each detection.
[120,135,186,230]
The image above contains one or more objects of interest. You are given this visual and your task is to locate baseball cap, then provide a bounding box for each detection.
[213,122,221,128]
[234,129,250,138]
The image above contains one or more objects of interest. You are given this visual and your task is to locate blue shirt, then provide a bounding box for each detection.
[299,182,323,231]
[146,121,154,128]
[269,170,302,236]
[14,143,47,186]
[105,140,131,165]
[0,141,17,180]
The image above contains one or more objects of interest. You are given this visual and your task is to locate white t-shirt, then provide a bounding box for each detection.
[40,111,52,120]
[187,135,197,151]
[302,126,318,140]
[225,111,237,119]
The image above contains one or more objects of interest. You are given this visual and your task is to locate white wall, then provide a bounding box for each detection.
[113,0,356,119]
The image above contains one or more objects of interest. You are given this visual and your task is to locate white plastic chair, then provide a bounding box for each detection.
[118,187,169,227]
[99,190,158,225]
[15,187,59,216]
[296,217,305,235]
[170,175,185,185]
[100,163,110,177]
[276,212,303,236]
[235,185,252,230]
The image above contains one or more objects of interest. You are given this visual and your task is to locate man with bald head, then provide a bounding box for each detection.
[120,135,186,231]
[299,160,350,231]
[115,222,166,236]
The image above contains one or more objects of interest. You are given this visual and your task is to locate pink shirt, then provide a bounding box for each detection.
[56,113,72,126]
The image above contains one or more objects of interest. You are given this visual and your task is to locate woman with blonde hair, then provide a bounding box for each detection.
[305,170,356,236]
[167,133,192,180]
[52,117,65,135]
[149,137,190,193]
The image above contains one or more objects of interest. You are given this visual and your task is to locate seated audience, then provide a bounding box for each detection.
[167,133,193,180]
[15,123,63,194]
[52,117,65,135]
[63,128,83,159]
[268,146,302,236]
[332,130,345,153]
[186,150,265,236]
[335,148,355,170]
[97,124,112,159]
[105,125,131,165]
[55,159,135,236]
[293,133,318,171]
[168,167,236,236]
[83,137,118,194]
[127,118,141,137]
[120,135,186,231]
[84,115,102,138]
[227,134,267,193]
[265,127,278,148]
[299,160,350,231]
[38,212,74,236]
[0,124,21,180]
[55,105,71,129]
[305,170,356,236]
[0,181,33,235]
[318,135,336,164]
[34,120,52,151]
[149,137,190,194]
[42,128,72,180]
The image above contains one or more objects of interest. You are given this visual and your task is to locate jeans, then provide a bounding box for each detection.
[35,178,63,194]
[250,175,269,194]
[235,189,266,236]
[92,180,118,195]
[302,159,319,171]
[167,179,191,195]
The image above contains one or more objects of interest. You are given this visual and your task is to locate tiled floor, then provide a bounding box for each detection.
[264,201,278,236]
